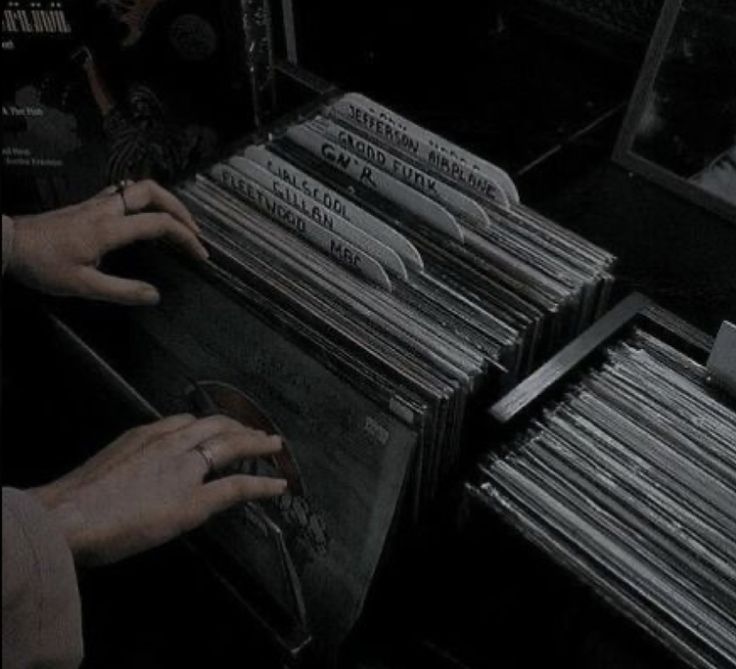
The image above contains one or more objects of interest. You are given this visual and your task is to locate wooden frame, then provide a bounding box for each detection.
[614,0,736,224]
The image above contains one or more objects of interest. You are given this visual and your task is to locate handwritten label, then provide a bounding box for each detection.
[313,117,491,230]
[288,122,465,243]
[230,155,408,279]
[245,145,424,271]
[328,93,517,206]
[209,162,393,290]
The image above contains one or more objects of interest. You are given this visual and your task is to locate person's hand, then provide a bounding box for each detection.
[6,179,208,305]
[30,414,286,566]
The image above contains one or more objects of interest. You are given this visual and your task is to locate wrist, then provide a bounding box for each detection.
[28,485,89,563]
[3,215,30,280]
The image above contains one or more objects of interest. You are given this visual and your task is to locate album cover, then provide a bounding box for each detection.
[101,248,418,644]
[2,0,267,211]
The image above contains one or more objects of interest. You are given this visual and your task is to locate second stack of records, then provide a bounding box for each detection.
[475,318,736,669]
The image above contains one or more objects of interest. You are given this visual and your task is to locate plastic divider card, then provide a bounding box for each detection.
[208,162,394,291]
[307,114,493,231]
[327,92,518,207]
[227,156,409,281]
[285,120,466,243]
[707,321,736,398]
[242,145,425,272]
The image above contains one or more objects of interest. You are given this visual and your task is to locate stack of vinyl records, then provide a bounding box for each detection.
[475,325,736,669]
[128,91,614,642]
[188,92,616,380]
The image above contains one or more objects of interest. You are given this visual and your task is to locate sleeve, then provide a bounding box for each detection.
[2,488,84,669]
[3,214,14,274]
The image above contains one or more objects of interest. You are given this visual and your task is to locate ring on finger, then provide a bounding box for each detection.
[114,179,132,215]
[193,442,217,477]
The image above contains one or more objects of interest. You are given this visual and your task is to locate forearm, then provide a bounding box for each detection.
[3,214,14,274]
[2,487,84,669]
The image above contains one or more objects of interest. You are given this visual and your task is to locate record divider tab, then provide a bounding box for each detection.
[487,292,718,430]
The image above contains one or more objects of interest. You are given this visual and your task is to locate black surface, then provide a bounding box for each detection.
[293,3,634,175]
[528,161,736,334]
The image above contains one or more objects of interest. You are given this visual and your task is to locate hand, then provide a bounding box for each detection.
[6,179,208,305]
[30,414,287,566]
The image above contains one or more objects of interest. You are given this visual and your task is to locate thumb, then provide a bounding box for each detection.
[76,266,161,305]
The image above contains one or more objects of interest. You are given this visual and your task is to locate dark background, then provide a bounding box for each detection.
[287,0,734,335]
[3,1,735,668]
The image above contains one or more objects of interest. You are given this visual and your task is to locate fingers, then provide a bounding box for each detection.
[128,180,199,232]
[38,181,136,220]
[167,415,275,455]
[192,430,282,475]
[94,179,135,199]
[101,179,199,233]
[75,266,161,305]
[99,212,208,260]
[197,475,288,517]
[166,414,243,452]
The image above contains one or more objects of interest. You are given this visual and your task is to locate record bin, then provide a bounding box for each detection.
[467,293,735,669]
[2,37,615,669]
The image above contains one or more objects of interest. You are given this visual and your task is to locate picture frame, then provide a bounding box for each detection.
[614,0,736,224]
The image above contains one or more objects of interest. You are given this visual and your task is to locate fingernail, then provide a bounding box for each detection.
[199,245,210,260]
[276,478,288,492]
[142,287,161,304]
[270,434,283,448]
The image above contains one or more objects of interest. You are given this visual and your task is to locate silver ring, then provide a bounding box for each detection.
[115,179,130,215]
[193,443,216,477]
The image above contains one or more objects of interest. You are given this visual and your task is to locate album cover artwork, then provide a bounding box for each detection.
[2,0,266,211]
[100,250,418,644]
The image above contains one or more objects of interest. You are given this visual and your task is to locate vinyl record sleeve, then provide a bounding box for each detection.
[114,248,418,643]
[2,0,261,210]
